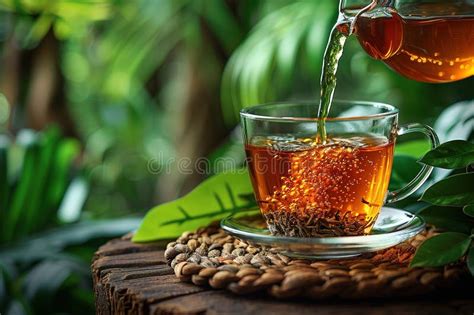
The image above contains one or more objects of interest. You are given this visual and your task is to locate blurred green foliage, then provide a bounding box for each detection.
[0,127,141,314]
[0,127,81,243]
[62,0,257,212]
[0,0,117,47]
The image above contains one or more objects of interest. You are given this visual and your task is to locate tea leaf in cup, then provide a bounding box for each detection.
[419,140,474,169]
[420,173,474,206]
[464,204,474,218]
[410,232,471,268]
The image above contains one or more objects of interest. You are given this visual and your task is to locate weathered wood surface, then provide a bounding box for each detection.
[92,237,474,315]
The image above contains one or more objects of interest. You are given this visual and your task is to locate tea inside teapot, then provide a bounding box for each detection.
[339,0,474,83]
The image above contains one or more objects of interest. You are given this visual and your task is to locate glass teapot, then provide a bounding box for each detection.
[338,0,474,83]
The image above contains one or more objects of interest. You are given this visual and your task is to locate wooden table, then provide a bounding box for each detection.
[92,237,474,315]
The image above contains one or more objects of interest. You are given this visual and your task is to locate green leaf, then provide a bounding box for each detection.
[434,100,474,143]
[5,299,30,315]
[395,139,431,158]
[23,14,53,48]
[0,218,142,262]
[0,261,6,308]
[220,1,337,125]
[419,140,474,169]
[57,176,88,223]
[42,137,81,226]
[419,206,474,234]
[24,259,86,301]
[420,173,474,206]
[464,204,474,218]
[0,135,9,225]
[133,169,255,242]
[410,232,471,268]
[402,201,431,215]
[468,246,474,276]
[199,0,243,54]
[389,154,421,191]
[4,131,40,241]
[23,127,61,235]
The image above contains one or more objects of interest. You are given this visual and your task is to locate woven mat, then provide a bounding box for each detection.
[165,222,469,299]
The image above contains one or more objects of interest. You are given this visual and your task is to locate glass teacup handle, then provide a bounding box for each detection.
[386,123,440,204]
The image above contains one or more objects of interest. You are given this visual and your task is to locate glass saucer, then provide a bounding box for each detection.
[221,207,425,259]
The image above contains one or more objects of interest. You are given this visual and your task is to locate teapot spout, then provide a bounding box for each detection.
[338,0,403,59]
[338,0,377,35]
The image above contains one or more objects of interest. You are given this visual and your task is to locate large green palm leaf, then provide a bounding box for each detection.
[221,1,338,125]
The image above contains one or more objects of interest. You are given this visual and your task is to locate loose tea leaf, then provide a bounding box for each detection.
[419,206,474,234]
[133,169,255,242]
[263,209,373,237]
[420,173,474,206]
[410,232,471,268]
[419,140,474,169]
[463,204,474,218]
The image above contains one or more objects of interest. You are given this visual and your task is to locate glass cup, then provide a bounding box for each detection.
[240,101,439,238]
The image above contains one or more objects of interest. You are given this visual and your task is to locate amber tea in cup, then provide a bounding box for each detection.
[241,101,439,238]
[246,135,394,236]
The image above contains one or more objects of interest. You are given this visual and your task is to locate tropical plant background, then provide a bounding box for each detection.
[0,0,472,314]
